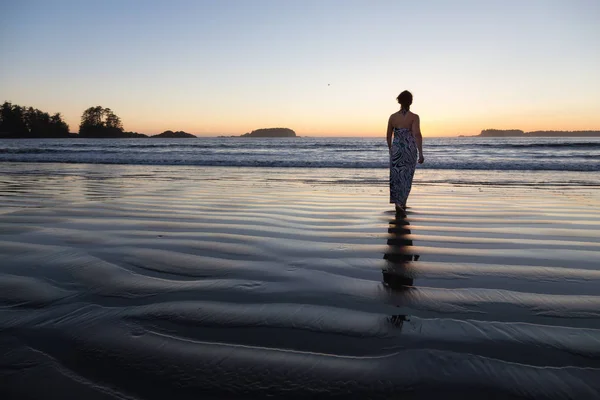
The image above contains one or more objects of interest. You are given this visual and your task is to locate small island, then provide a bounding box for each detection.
[241,128,296,138]
[151,130,196,138]
[477,129,600,138]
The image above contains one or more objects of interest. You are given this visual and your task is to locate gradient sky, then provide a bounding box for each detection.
[1,0,599,137]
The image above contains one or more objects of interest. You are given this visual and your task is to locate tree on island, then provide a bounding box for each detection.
[0,101,70,138]
[78,106,147,138]
[79,106,124,137]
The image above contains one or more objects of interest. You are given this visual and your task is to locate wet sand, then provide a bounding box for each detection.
[1,164,600,399]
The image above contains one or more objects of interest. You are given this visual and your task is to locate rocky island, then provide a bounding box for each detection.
[241,128,296,138]
[151,130,196,138]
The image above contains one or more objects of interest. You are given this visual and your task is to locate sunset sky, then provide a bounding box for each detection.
[1,0,599,137]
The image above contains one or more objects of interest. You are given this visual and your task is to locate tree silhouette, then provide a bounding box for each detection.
[104,108,123,130]
[0,101,69,138]
[79,106,125,137]
[49,113,70,137]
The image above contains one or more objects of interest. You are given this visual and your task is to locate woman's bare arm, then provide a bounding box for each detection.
[412,114,424,163]
[386,115,393,151]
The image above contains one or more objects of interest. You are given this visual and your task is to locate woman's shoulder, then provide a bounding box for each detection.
[390,110,419,120]
[389,111,406,120]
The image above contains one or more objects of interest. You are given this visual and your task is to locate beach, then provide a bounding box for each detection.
[1,162,600,399]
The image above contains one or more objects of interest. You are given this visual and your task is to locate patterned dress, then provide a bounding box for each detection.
[389,127,418,206]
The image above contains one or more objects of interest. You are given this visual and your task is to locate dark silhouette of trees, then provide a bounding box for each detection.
[49,113,70,136]
[79,106,125,138]
[0,102,28,137]
[0,101,70,138]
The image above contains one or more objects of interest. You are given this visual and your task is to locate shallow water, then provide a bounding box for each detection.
[1,164,600,399]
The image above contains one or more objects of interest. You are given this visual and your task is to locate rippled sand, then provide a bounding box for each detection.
[1,164,600,399]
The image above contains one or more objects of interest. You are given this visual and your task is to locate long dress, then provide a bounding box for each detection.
[389,127,418,207]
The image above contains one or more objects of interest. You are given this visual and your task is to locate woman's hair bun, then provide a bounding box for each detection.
[397,90,413,111]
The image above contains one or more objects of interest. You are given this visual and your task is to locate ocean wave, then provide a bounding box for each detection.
[7,141,599,151]
[1,137,599,173]
[1,155,599,171]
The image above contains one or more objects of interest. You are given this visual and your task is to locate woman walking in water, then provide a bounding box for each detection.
[386,90,424,213]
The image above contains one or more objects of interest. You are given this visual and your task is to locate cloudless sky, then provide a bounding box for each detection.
[1,0,599,136]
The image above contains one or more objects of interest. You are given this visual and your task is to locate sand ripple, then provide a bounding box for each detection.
[1,166,600,399]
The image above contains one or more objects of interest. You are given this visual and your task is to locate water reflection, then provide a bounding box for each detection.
[81,164,126,201]
[0,164,131,207]
[383,210,420,328]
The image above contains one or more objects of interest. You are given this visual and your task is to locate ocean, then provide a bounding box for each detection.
[1,136,599,187]
[1,136,599,170]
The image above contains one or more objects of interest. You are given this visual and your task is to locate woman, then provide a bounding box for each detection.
[386,90,424,213]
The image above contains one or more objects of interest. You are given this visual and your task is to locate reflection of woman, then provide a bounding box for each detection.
[386,90,424,213]
[383,212,419,329]
[382,212,419,290]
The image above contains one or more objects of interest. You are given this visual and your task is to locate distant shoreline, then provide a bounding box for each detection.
[460,129,600,138]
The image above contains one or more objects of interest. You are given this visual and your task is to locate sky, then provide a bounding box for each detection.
[1,0,599,137]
